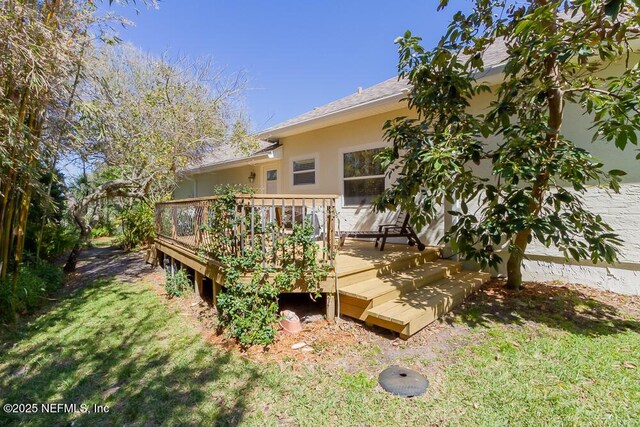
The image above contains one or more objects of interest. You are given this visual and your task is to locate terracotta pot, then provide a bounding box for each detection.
[279,310,302,334]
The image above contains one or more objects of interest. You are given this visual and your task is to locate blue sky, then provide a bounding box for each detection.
[105,0,470,131]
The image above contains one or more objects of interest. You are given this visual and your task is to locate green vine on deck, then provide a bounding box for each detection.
[200,185,329,347]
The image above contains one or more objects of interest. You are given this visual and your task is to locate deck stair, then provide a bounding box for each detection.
[338,251,490,339]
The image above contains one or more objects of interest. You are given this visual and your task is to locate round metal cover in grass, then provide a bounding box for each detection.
[378,365,429,397]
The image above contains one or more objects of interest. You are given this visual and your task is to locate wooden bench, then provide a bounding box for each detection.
[339,212,426,251]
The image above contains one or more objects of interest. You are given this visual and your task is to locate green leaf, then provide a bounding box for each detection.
[568,248,581,262]
[604,0,623,20]
[480,124,490,138]
[615,132,628,150]
[600,233,620,240]
[554,192,573,203]
[472,150,481,165]
[609,169,627,176]
[449,238,458,253]
[514,20,531,36]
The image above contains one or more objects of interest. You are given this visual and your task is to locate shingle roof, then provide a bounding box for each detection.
[185,140,279,172]
[258,76,410,135]
[259,39,508,136]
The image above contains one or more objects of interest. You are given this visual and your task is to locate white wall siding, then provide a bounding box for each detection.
[522,260,640,295]
[517,184,640,294]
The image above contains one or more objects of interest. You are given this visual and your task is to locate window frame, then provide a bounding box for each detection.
[340,143,388,208]
[290,153,319,188]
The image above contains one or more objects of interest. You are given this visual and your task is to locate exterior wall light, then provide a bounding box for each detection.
[248,171,256,184]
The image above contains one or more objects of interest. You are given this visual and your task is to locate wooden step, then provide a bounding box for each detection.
[337,247,440,287]
[365,271,490,339]
[338,260,462,320]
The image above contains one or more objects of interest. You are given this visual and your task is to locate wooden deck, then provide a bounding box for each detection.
[365,272,490,338]
[154,192,489,339]
[155,236,490,339]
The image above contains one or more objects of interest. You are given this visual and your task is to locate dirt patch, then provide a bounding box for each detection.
[65,245,157,288]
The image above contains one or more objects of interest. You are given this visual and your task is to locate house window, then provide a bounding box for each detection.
[292,158,316,186]
[343,147,385,206]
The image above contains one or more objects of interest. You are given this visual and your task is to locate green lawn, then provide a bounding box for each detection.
[1,277,639,426]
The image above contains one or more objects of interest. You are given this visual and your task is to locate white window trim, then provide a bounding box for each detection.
[290,153,319,189]
[339,142,389,208]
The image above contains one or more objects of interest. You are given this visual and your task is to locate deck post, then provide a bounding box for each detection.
[212,281,222,308]
[325,292,336,322]
[152,248,162,268]
[194,271,204,301]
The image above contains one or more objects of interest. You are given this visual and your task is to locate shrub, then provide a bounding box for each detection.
[0,261,64,321]
[117,202,155,250]
[0,280,14,320]
[30,261,64,293]
[31,223,78,260]
[91,225,113,238]
[164,269,193,298]
[212,183,255,196]
[217,277,281,347]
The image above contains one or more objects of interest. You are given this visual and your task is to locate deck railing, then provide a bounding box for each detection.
[155,194,339,269]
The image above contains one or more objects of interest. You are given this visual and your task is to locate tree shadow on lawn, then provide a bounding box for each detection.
[453,280,640,337]
[0,278,264,426]
[65,245,158,287]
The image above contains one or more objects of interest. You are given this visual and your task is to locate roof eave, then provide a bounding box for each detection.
[257,91,407,139]
[181,147,282,176]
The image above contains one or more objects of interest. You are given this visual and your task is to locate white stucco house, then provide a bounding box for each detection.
[174,42,640,296]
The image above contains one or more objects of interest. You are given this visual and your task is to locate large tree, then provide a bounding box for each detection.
[376,0,640,288]
[64,44,252,270]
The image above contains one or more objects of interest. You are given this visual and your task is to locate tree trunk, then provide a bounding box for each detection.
[0,88,29,280]
[11,182,33,301]
[0,192,17,279]
[506,229,531,289]
[64,241,83,273]
[64,208,90,273]
[505,4,564,289]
